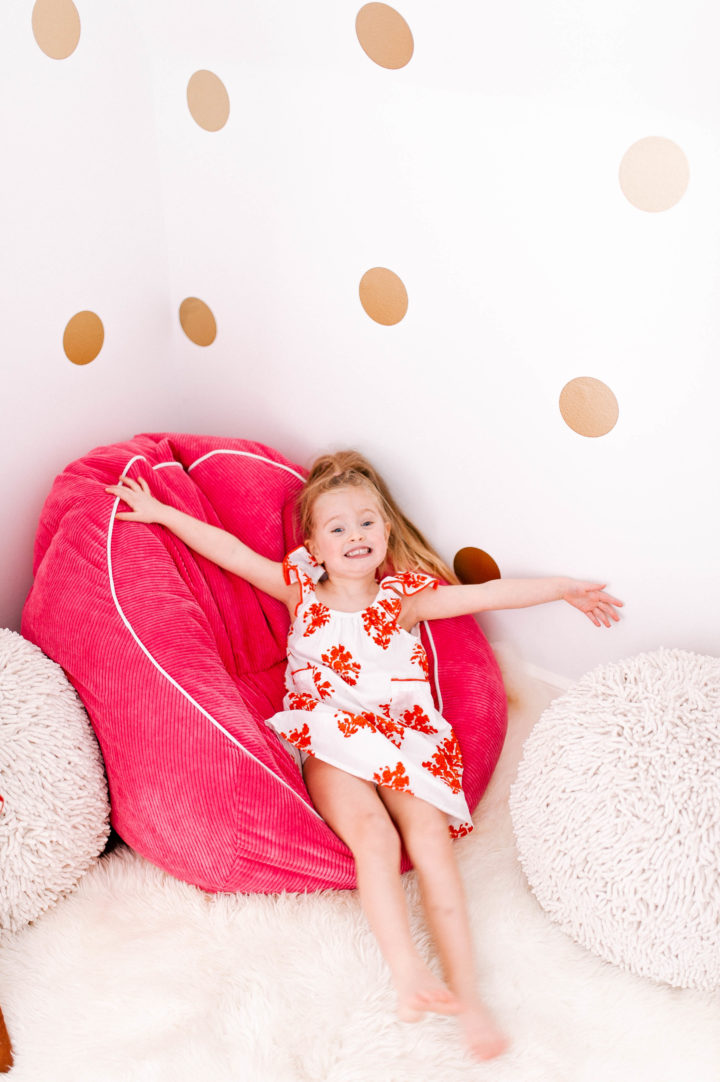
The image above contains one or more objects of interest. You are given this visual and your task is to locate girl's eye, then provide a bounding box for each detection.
[362,520,373,528]
[331,527,344,534]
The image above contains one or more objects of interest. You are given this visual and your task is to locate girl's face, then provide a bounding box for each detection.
[308,486,390,580]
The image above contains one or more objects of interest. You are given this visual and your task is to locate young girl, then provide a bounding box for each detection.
[106,450,622,1062]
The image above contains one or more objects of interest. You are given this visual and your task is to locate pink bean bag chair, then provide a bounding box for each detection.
[22,434,507,893]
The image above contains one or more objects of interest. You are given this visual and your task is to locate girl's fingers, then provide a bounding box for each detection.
[116,475,148,491]
[594,603,618,626]
[587,601,621,628]
[106,476,151,501]
[584,584,623,608]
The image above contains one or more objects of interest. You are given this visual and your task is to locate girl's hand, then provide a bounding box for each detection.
[105,476,166,523]
[562,581,623,628]
[105,476,293,606]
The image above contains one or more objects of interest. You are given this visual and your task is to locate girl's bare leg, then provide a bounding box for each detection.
[303,757,459,1021]
[378,787,508,1061]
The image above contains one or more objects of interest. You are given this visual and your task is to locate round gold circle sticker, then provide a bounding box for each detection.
[63,311,104,365]
[356,3,414,69]
[559,377,619,437]
[32,0,81,60]
[454,547,501,585]
[187,70,230,132]
[179,297,217,346]
[619,137,689,213]
[359,267,408,325]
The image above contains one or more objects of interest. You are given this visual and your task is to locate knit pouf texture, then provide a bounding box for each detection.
[509,648,720,991]
[0,628,110,938]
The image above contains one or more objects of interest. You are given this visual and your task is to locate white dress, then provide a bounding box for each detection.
[267,546,473,837]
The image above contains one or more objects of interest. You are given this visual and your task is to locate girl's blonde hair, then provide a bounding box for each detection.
[299,450,459,584]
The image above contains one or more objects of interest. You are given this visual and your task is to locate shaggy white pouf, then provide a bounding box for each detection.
[510,648,720,991]
[0,628,110,937]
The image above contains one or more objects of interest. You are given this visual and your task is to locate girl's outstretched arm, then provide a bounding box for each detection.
[105,476,295,606]
[402,577,623,629]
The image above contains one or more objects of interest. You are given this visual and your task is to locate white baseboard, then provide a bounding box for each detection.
[490,639,574,693]
[522,661,573,691]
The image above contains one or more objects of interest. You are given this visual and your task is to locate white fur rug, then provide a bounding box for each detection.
[1,650,718,1082]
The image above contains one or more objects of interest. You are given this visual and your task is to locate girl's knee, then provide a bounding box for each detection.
[401,808,452,862]
[349,808,401,862]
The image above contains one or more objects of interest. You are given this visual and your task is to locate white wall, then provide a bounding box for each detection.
[2,0,718,678]
[1,1,179,625]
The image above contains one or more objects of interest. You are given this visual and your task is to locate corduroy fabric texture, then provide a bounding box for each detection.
[22,433,507,893]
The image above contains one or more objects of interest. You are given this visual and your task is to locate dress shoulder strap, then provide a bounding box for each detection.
[282,546,325,608]
[379,569,439,597]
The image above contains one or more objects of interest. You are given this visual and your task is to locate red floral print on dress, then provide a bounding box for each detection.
[400,704,438,734]
[335,710,375,738]
[283,547,321,578]
[410,641,430,678]
[422,733,464,794]
[311,666,333,700]
[370,703,405,746]
[282,551,319,611]
[374,714,405,749]
[286,691,319,712]
[280,722,312,752]
[334,710,404,749]
[302,602,331,637]
[373,762,412,792]
[384,571,439,595]
[321,644,361,686]
[361,596,400,649]
[448,822,472,839]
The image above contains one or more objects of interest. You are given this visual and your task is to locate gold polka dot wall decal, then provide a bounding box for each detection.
[63,311,104,365]
[355,3,414,69]
[559,377,619,438]
[187,70,230,132]
[179,298,217,346]
[32,0,81,60]
[359,268,408,325]
[454,547,501,585]
[619,137,690,212]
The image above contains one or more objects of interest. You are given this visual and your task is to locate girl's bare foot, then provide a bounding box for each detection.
[458,999,508,1061]
[395,961,461,1022]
